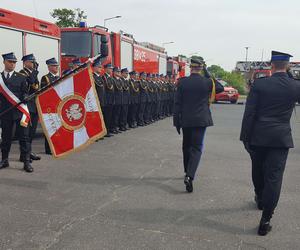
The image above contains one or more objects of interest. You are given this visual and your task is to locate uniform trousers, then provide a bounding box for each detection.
[29,112,39,143]
[1,118,31,159]
[128,103,138,125]
[137,102,146,124]
[250,146,289,219]
[120,104,129,128]
[112,105,122,130]
[103,105,113,132]
[182,127,206,180]
[144,102,151,122]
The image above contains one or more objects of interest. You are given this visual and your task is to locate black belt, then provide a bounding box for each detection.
[256,117,288,123]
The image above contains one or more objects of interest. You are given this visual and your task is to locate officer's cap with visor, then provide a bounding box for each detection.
[104,63,113,69]
[121,68,129,73]
[22,53,36,62]
[2,52,17,62]
[271,51,293,62]
[113,66,121,72]
[140,72,146,76]
[129,71,137,75]
[92,58,102,68]
[190,58,204,68]
[46,58,59,66]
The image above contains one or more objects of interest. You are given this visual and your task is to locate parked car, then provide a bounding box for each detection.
[215,79,239,104]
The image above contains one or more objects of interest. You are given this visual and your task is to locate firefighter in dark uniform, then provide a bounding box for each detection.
[150,74,157,122]
[92,59,106,135]
[128,71,140,128]
[161,75,168,118]
[145,73,154,124]
[137,72,148,126]
[152,74,159,121]
[120,68,130,131]
[111,67,123,134]
[19,53,41,162]
[240,51,300,236]
[157,74,163,119]
[0,52,33,172]
[171,75,177,115]
[41,58,60,154]
[174,58,224,193]
[102,64,114,137]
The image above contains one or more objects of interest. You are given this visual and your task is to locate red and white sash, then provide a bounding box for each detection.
[0,74,30,127]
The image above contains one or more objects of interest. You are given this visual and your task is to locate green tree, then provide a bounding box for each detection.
[50,8,87,28]
[75,8,87,24]
[207,64,246,94]
[207,65,225,78]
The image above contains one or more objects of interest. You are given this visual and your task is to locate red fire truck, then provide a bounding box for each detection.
[0,8,61,78]
[61,25,168,74]
[167,56,190,77]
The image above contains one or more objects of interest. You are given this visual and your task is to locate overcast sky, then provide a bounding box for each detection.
[2,0,300,70]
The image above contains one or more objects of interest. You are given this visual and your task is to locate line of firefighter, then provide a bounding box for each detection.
[91,58,177,137]
[0,53,177,170]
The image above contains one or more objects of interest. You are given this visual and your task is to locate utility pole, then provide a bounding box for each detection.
[245,46,250,62]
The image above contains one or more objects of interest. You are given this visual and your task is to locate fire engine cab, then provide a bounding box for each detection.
[61,24,168,74]
[0,8,61,78]
[167,55,190,78]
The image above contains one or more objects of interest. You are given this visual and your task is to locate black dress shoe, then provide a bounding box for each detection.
[255,195,263,210]
[30,152,41,161]
[105,133,113,138]
[19,155,33,163]
[258,218,272,236]
[111,130,118,134]
[24,162,34,173]
[184,176,193,193]
[0,159,9,169]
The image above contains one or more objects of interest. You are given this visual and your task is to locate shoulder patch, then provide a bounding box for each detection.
[15,72,26,77]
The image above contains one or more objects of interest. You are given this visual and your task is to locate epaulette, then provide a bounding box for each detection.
[16,72,27,77]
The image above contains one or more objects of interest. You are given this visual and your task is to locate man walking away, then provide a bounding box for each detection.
[173,58,224,193]
[240,51,300,236]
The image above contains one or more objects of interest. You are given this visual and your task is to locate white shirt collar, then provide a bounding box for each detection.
[49,72,57,77]
[3,70,14,78]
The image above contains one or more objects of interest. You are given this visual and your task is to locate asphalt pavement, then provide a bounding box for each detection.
[0,103,299,250]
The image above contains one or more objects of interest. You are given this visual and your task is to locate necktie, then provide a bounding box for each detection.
[6,73,10,80]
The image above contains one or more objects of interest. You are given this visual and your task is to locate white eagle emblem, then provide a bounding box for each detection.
[65,103,83,121]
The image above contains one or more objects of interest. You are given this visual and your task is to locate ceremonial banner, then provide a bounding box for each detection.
[36,67,106,158]
[0,76,30,127]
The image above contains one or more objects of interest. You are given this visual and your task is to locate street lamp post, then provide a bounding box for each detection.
[245,46,250,62]
[104,15,122,27]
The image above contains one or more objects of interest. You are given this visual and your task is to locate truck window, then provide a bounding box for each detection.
[61,31,92,57]
[93,34,102,56]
